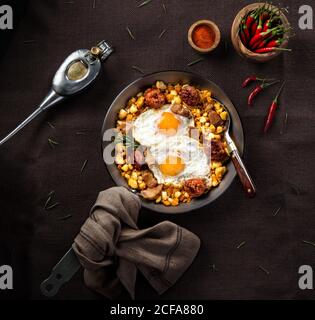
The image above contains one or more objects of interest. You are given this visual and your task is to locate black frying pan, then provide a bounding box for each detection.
[101,70,244,214]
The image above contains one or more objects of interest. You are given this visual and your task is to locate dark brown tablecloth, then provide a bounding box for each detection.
[0,0,314,300]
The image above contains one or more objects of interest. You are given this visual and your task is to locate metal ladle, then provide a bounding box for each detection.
[0,40,113,146]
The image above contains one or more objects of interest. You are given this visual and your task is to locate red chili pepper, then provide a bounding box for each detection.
[250,5,264,36]
[249,26,284,48]
[263,81,286,133]
[252,34,273,50]
[255,47,291,54]
[263,19,271,32]
[242,76,275,88]
[245,11,256,30]
[266,38,285,48]
[255,14,264,36]
[240,28,247,46]
[251,20,258,36]
[243,24,250,42]
[248,80,280,106]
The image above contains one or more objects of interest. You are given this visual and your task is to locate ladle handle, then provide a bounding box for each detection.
[0,107,43,146]
[0,90,63,147]
[231,150,256,198]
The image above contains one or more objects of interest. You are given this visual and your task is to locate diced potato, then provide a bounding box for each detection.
[131,171,138,180]
[216,126,223,134]
[156,81,167,90]
[162,191,168,200]
[139,182,146,190]
[118,109,128,120]
[129,104,138,114]
[211,161,222,169]
[215,166,226,179]
[220,111,228,121]
[173,96,181,104]
[135,96,144,108]
[155,196,162,203]
[126,114,134,121]
[214,102,221,110]
[209,124,216,133]
[174,191,181,198]
[121,164,129,172]
[199,117,207,124]
[128,178,138,189]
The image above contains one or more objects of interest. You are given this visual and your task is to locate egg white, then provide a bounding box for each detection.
[148,136,211,184]
[132,105,193,147]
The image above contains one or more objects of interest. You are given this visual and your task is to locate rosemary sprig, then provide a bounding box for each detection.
[236,241,247,249]
[58,214,72,221]
[44,191,58,210]
[132,65,145,74]
[44,196,52,210]
[76,131,87,135]
[273,206,282,216]
[187,58,204,66]
[258,265,270,275]
[115,134,140,150]
[290,184,302,196]
[158,28,168,39]
[210,264,218,272]
[46,202,60,211]
[80,160,88,174]
[48,138,59,148]
[47,122,55,129]
[280,113,288,135]
[137,0,152,8]
[126,26,136,40]
[302,240,315,248]
[47,190,55,197]
[23,40,36,44]
[162,3,167,13]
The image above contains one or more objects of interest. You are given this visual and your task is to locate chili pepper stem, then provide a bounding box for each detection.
[273,80,286,103]
[262,80,281,88]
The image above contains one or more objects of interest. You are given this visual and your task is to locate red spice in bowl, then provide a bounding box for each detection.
[192,24,215,49]
[188,20,221,53]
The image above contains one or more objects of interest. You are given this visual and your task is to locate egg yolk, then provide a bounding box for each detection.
[159,155,185,176]
[158,112,181,136]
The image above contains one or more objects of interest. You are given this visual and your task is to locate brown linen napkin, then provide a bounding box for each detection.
[72,187,200,299]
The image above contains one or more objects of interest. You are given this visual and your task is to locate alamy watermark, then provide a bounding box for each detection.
[299,5,313,30]
[298,265,313,290]
[0,265,13,290]
[0,5,13,30]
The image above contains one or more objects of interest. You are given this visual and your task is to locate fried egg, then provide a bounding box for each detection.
[148,136,211,184]
[132,105,193,147]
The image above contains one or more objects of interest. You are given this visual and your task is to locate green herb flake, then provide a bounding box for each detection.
[137,0,152,8]
[187,58,204,67]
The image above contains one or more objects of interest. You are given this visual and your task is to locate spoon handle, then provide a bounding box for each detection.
[231,150,256,198]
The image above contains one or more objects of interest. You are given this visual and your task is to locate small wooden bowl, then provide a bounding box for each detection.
[188,20,221,54]
[231,3,290,63]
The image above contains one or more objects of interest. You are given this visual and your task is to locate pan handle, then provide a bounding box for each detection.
[40,247,81,297]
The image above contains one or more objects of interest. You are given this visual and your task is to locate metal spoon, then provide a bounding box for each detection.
[0,40,113,147]
[215,99,256,198]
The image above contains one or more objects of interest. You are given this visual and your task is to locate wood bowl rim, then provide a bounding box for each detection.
[231,2,290,60]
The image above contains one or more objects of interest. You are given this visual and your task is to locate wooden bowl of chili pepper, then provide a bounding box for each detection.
[231,3,291,63]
